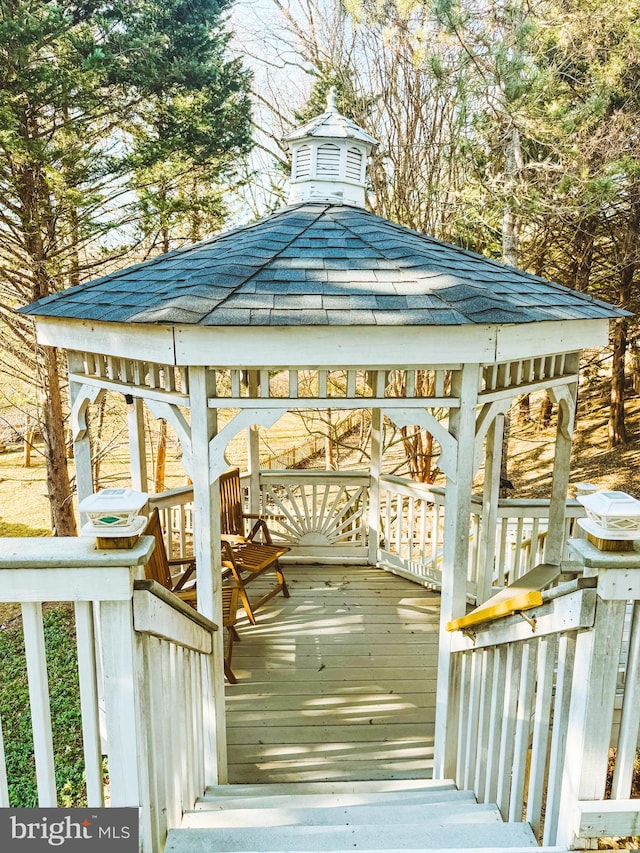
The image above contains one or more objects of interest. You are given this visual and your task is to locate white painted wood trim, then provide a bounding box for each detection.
[544,382,577,565]
[477,414,504,603]
[0,567,133,602]
[146,399,193,479]
[69,371,190,407]
[133,589,213,653]
[22,602,57,806]
[543,633,576,847]
[208,396,459,409]
[35,317,176,362]
[189,366,227,784]
[526,633,557,836]
[495,319,610,360]
[496,643,522,819]
[384,407,457,479]
[99,599,142,807]
[611,601,640,797]
[74,602,104,807]
[434,363,480,779]
[509,639,537,822]
[0,536,154,569]
[578,800,640,838]
[208,409,283,483]
[36,314,609,368]
[484,646,507,805]
[478,372,579,403]
[133,632,159,852]
[127,397,149,493]
[555,597,627,847]
[175,324,497,366]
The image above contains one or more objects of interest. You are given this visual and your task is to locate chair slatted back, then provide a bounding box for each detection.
[219,468,245,537]
[143,508,173,589]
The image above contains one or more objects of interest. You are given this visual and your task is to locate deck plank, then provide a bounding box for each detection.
[226,564,439,783]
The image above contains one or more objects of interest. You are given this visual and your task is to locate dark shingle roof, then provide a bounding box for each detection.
[20,203,626,326]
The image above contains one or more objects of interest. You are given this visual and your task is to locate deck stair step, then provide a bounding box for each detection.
[165,779,550,852]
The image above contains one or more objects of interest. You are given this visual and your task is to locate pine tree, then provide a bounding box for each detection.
[0,0,252,533]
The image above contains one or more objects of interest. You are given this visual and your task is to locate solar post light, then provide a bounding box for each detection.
[577,490,640,551]
[79,488,148,549]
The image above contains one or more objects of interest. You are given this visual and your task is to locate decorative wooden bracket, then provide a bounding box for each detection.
[71,384,104,441]
[383,407,457,480]
[548,384,577,440]
[474,399,511,473]
[208,409,284,483]
[146,399,193,478]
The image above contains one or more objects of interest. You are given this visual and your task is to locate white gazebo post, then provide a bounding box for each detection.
[247,370,262,516]
[126,395,149,494]
[435,363,481,778]
[368,406,383,566]
[189,366,227,783]
[67,351,101,512]
[545,375,579,565]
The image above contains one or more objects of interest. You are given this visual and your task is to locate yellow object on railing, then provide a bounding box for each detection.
[446,562,560,631]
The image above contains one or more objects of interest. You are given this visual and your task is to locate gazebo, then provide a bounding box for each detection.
[20,92,624,783]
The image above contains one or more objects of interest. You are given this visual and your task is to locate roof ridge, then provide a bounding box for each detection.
[197,205,332,322]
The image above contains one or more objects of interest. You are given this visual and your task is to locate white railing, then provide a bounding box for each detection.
[133,579,217,850]
[149,486,194,558]
[447,540,640,849]
[378,475,585,600]
[0,537,218,853]
[150,473,584,587]
[256,470,370,563]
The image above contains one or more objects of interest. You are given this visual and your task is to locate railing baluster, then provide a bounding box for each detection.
[527,634,558,837]
[463,651,483,791]
[22,602,57,806]
[496,642,522,818]
[456,653,471,784]
[74,602,104,806]
[509,639,537,822]
[474,646,494,803]
[483,646,506,804]
[542,633,576,846]
[612,600,640,798]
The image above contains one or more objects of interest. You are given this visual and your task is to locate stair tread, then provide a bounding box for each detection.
[204,779,455,797]
[182,800,500,829]
[165,821,538,851]
[196,789,474,811]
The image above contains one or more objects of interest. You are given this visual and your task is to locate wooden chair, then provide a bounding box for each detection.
[221,585,240,684]
[219,468,291,624]
[144,508,240,682]
[144,508,197,603]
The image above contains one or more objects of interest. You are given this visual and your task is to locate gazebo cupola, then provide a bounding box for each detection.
[283,87,377,207]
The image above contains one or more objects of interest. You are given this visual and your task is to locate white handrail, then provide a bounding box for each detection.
[0,536,217,853]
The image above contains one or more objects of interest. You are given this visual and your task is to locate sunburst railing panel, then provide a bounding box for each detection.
[256,471,370,563]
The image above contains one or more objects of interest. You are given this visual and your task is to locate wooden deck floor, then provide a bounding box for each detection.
[225,564,440,784]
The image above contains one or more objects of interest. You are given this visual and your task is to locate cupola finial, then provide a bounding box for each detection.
[327,86,338,112]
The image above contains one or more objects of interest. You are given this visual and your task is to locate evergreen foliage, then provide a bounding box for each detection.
[0,0,252,533]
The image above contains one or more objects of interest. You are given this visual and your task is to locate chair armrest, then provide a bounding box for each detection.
[221,540,242,583]
[169,557,196,592]
[243,512,286,521]
[246,517,274,545]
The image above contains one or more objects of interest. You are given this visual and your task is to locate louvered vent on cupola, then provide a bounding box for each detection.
[346,147,363,182]
[293,144,312,179]
[283,87,378,208]
[316,143,341,177]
